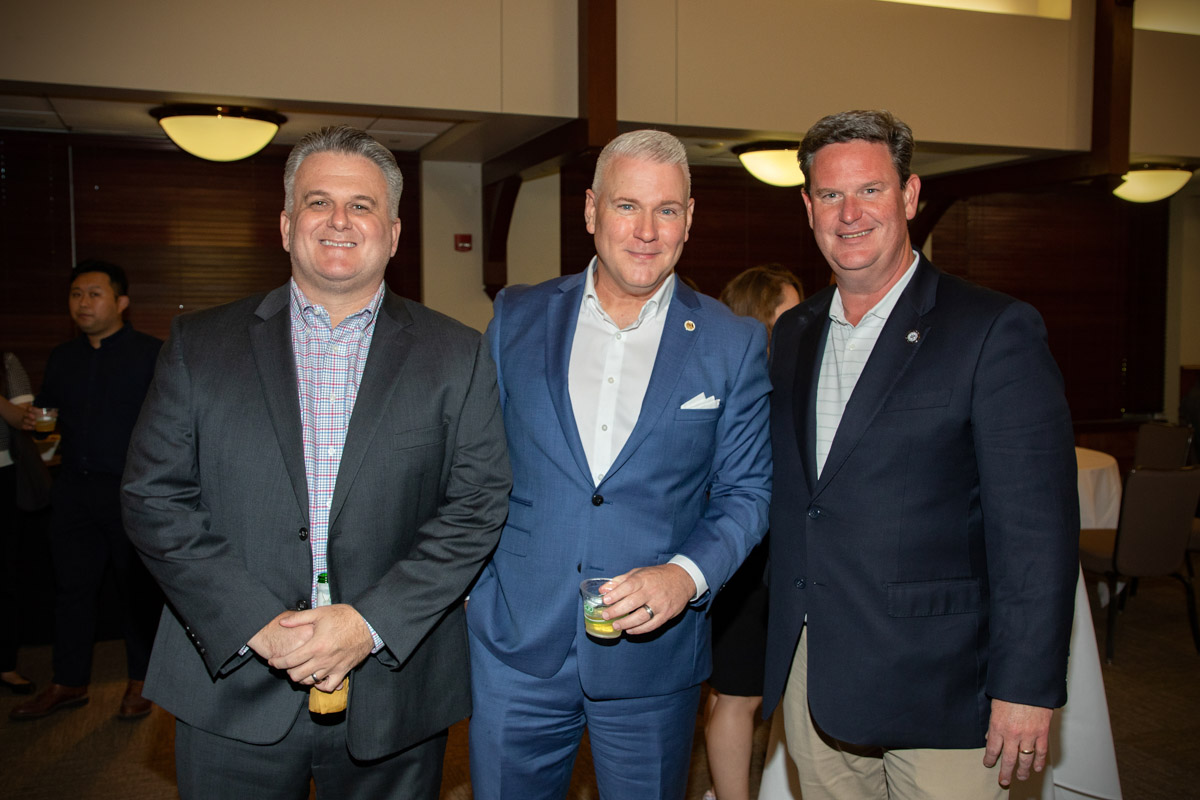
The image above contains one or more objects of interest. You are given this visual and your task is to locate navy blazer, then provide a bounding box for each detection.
[467,271,772,699]
[763,257,1078,749]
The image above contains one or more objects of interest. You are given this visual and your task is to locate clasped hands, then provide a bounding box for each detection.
[247,604,374,693]
[599,563,696,635]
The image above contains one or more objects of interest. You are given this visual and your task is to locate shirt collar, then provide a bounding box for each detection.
[581,256,676,329]
[829,250,920,328]
[289,278,386,330]
[92,322,132,349]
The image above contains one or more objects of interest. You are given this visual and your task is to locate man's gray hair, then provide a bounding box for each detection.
[592,130,691,198]
[284,125,404,216]
[798,110,914,190]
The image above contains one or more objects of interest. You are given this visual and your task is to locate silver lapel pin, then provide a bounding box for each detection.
[905,330,920,344]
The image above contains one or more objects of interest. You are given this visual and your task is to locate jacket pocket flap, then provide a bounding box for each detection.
[393,422,448,450]
[887,578,980,617]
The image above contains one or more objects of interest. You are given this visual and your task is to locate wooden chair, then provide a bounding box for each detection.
[1079,466,1200,663]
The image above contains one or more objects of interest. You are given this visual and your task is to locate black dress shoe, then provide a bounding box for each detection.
[0,674,36,695]
[9,683,89,720]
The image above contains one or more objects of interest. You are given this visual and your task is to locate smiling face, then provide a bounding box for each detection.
[585,155,694,307]
[280,151,401,308]
[802,140,920,297]
[69,272,128,344]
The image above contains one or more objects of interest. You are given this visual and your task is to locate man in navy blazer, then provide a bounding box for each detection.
[466,130,772,799]
[763,110,1078,799]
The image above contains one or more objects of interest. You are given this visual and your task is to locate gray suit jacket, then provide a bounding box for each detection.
[122,284,511,759]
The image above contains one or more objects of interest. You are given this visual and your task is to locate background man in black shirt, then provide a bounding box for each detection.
[11,260,163,721]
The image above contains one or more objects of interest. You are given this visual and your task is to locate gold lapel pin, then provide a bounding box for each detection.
[906,330,920,343]
[685,320,696,332]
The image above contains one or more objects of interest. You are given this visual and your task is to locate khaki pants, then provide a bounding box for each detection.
[783,627,1006,800]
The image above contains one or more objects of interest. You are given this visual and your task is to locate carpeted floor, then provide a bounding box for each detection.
[1,573,1195,799]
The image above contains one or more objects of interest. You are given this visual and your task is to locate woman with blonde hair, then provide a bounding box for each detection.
[705,265,803,800]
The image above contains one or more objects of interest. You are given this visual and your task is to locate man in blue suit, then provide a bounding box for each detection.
[763,110,1078,799]
[467,130,772,799]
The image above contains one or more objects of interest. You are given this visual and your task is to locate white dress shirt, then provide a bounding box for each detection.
[815,252,919,478]
[567,259,707,598]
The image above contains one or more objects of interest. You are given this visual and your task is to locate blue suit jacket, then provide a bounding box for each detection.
[763,257,1078,749]
[467,270,772,699]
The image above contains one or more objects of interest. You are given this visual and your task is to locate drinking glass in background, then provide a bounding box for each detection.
[32,407,58,440]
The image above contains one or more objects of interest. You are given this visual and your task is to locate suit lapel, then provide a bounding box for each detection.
[814,258,939,495]
[249,286,309,520]
[603,282,701,481]
[788,292,834,495]
[329,290,415,527]
[545,274,594,485]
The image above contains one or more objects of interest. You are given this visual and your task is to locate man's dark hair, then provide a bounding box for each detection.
[798,110,914,190]
[71,259,129,297]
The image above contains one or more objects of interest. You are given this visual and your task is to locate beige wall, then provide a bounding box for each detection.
[620,0,1090,150]
[421,161,494,332]
[616,1,1199,159]
[420,166,561,333]
[4,1,1196,157]
[508,172,564,288]
[1132,29,1200,158]
[1166,190,1200,421]
[1180,198,1200,368]
[0,0,576,117]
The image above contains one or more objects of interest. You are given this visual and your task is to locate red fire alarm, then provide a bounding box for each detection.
[454,234,472,252]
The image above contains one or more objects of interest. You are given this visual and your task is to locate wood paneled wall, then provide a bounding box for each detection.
[0,132,421,390]
[933,187,1168,420]
[561,159,1170,423]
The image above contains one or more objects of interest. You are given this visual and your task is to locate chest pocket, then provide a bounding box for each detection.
[881,389,952,413]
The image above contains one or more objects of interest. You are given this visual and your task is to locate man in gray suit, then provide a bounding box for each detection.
[121,126,511,799]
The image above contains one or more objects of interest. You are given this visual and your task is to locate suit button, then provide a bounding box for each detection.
[298,527,309,540]
[794,578,806,589]
[807,506,821,519]
[296,599,310,610]
[592,494,603,506]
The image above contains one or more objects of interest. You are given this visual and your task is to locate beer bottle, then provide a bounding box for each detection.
[308,572,349,714]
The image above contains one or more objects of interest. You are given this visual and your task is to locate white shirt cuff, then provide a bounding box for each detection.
[668,555,708,601]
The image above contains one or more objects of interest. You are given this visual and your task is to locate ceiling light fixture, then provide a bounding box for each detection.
[150,104,287,162]
[731,141,805,187]
[1112,164,1194,203]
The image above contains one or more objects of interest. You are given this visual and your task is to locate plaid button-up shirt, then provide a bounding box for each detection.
[289,278,386,650]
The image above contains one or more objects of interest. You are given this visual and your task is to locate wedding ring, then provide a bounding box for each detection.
[310,673,321,683]
[643,604,654,620]
[1019,749,1035,755]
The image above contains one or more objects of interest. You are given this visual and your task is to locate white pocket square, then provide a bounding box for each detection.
[681,392,721,410]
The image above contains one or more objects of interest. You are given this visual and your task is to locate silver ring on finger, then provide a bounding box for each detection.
[310,673,321,683]
[643,604,654,620]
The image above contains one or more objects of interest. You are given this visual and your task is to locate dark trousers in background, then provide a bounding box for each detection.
[0,465,20,672]
[49,468,161,686]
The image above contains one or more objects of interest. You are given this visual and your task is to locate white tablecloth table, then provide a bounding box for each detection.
[756,448,1124,799]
